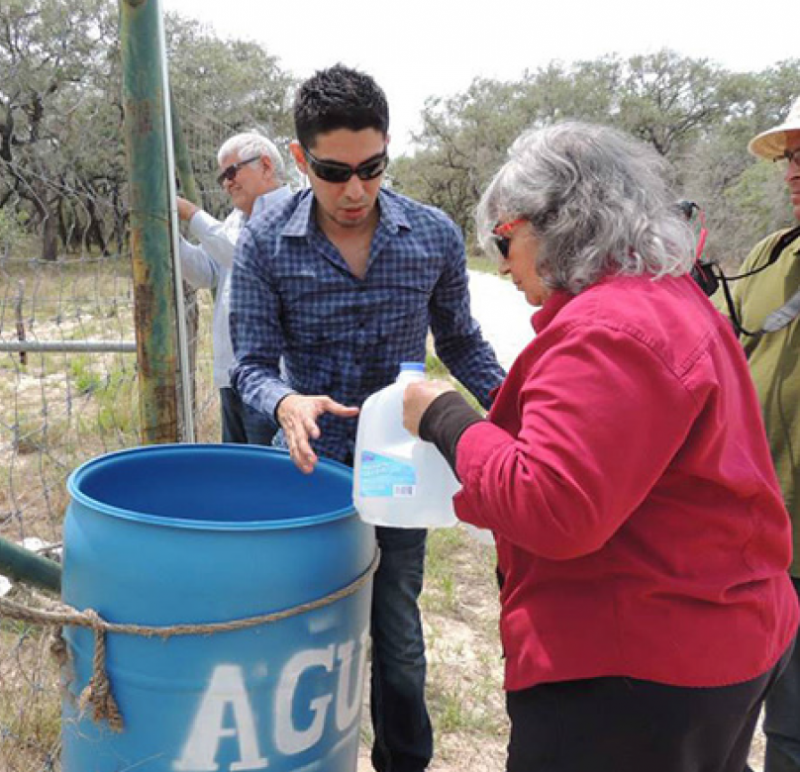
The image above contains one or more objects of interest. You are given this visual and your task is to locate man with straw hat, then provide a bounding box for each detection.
[721,98,800,772]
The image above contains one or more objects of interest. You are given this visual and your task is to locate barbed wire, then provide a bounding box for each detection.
[0,95,238,771]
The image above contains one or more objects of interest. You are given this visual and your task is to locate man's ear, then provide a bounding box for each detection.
[290,141,307,175]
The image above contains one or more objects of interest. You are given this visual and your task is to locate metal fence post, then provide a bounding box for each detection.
[119,0,179,444]
[0,537,61,592]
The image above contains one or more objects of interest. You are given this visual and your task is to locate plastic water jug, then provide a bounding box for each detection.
[353,362,459,528]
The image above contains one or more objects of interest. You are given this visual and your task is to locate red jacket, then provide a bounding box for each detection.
[455,273,798,692]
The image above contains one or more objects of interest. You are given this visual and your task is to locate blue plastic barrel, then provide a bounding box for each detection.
[61,444,375,772]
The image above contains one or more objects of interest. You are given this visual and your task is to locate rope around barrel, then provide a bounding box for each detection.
[0,547,380,733]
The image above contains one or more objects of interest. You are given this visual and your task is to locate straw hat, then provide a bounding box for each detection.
[749,97,800,159]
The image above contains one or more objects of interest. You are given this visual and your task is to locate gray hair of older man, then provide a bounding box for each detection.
[476,122,695,295]
[217,132,286,183]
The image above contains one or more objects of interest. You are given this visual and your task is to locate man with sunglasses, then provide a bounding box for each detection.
[717,99,800,772]
[176,131,291,444]
[230,64,504,772]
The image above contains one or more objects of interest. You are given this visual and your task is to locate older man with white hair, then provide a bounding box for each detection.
[176,132,292,444]
[719,99,800,772]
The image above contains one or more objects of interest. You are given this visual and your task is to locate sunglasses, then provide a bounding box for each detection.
[491,218,527,259]
[217,155,261,186]
[302,145,389,183]
[779,147,800,166]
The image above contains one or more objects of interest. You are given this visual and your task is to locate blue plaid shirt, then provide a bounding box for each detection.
[230,188,505,465]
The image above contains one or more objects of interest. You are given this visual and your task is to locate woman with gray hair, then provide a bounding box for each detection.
[403,122,798,772]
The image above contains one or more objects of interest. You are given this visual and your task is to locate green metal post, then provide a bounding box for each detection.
[170,93,200,205]
[0,536,61,592]
[169,92,201,437]
[120,0,179,444]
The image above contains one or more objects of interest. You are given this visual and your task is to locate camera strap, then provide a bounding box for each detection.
[717,225,800,337]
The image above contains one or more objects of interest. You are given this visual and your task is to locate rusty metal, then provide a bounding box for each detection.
[119,0,179,444]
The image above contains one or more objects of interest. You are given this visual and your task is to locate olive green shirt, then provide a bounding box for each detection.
[713,229,800,574]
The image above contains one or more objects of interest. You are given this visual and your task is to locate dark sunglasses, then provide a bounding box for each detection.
[302,145,389,183]
[779,147,800,166]
[217,155,261,186]
[491,218,527,259]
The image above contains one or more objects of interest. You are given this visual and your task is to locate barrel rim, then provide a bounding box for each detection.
[66,444,357,531]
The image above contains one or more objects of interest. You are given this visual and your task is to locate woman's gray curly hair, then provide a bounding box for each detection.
[476,121,695,295]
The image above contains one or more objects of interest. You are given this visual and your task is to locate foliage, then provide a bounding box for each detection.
[165,14,295,139]
[165,13,296,206]
[0,0,121,260]
[0,207,26,255]
[391,50,800,263]
[0,0,294,262]
[69,355,104,394]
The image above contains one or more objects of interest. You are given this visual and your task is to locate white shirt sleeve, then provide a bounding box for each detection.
[179,209,243,289]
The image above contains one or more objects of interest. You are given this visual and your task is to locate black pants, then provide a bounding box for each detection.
[753,579,800,772]
[506,644,793,772]
[219,387,277,445]
[369,527,432,772]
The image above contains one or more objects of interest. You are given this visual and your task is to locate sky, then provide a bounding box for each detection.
[161,0,798,155]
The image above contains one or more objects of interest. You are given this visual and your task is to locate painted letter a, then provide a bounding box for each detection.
[174,664,268,771]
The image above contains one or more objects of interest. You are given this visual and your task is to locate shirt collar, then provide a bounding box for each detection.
[248,184,292,221]
[281,188,412,239]
[282,188,315,237]
[532,289,574,334]
[377,189,411,233]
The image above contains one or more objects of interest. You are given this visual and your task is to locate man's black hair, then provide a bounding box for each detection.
[294,64,389,149]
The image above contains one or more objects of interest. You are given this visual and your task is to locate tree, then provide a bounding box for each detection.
[393,50,800,263]
[614,50,733,157]
[165,13,296,213]
[392,79,531,237]
[0,0,120,260]
[0,2,296,261]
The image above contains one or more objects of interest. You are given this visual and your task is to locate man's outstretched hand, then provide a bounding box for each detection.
[276,394,359,473]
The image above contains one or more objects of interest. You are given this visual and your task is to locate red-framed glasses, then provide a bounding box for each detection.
[491,218,527,259]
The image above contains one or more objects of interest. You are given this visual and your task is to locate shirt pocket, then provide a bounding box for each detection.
[287,352,339,396]
[373,276,432,345]
[275,269,349,345]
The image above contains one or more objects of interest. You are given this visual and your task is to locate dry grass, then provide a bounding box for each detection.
[0,255,221,771]
[421,528,507,767]
[0,614,62,772]
[0,255,220,543]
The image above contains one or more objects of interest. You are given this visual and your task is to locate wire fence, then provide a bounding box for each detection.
[0,96,238,770]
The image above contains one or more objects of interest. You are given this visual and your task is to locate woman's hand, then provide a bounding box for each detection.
[403,380,456,437]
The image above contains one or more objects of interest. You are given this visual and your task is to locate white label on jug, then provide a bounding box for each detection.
[359,451,416,498]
